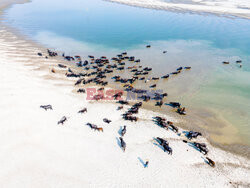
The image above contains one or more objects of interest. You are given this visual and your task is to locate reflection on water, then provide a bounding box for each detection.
[3,0,250,154]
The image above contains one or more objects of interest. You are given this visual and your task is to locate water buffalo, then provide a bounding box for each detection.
[161,74,169,79]
[177,107,186,115]
[103,118,112,124]
[168,122,178,133]
[58,64,67,68]
[150,84,156,88]
[187,131,202,140]
[206,157,215,167]
[78,108,87,114]
[121,126,126,136]
[58,116,67,125]
[169,102,181,108]
[194,142,208,155]
[119,137,126,152]
[156,101,163,107]
[75,79,83,86]
[86,123,103,132]
[118,100,129,105]
[176,67,183,71]
[77,88,85,93]
[156,137,169,146]
[40,105,53,111]
[163,144,172,155]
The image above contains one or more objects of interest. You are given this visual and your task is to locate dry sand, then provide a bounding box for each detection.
[0,0,250,187]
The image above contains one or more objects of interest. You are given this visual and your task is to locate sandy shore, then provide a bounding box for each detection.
[0,0,250,187]
[106,0,250,19]
[0,0,29,13]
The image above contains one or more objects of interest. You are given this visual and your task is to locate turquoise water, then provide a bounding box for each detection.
[3,0,250,151]
[4,0,250,53]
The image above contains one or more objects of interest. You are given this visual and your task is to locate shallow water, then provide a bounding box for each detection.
[3,0,250,153]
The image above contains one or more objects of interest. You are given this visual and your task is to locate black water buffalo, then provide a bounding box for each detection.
[103,118,112,124]
[156,137,169,146]
[40,105,53,111]
[58,116,67,125]
[119,137,126,152]
[194,142,208,155]
[77,88,85,93]
[187,131,202,140]
[170,102,181,108]
[163,144,172,155]
[78,108,87,114]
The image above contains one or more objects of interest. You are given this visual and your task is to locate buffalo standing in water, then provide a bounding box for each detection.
[156,101,163,107]
[163,144,172,155]
[169,102,181,108]
[161,74,169,79]
[177,107,186,115]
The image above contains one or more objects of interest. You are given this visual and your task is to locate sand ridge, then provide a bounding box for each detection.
[106,0,250,19]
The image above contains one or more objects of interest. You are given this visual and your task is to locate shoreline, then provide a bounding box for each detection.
[0,0,250,187]
[105,0,250,20]
[1,0,249,159]
[3,0,249,153]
